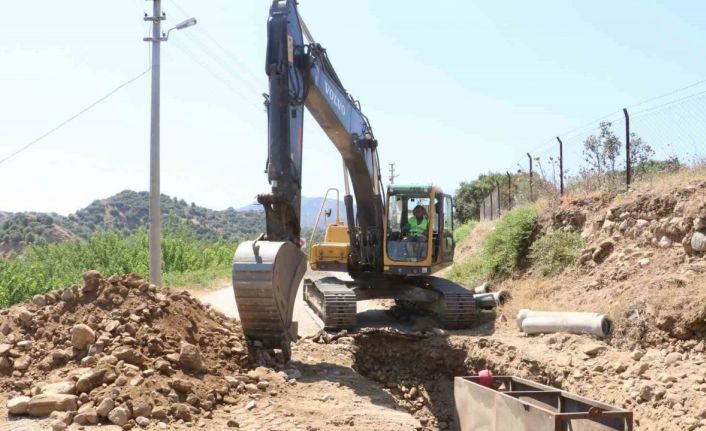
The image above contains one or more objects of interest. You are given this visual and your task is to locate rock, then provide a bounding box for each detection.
[136,416,150,427]
[107,405,130,426]
[75,368,106,394]
[246,400,256,410]
[692,232,706,252]
[694,217,706,232]
[151,405,167,419]
[17,307,33,324]
[639,384,654,401]
[638,258,650,267]
[27,394,78,416]
[658,236,673,248]
[0,343,11,356]
[169,378,194,393]
[50,420,67,431]
[132,400,152,418]
[39,381,76,395]
[70,324,96,350]
[630,350,644,361]
[245,383,259,393]
[0,321,11,335]
[113,346,147,366]
[74,407,99,425]
[96,397,115,417]
[582,343,606,357]
[32,294,48,307]
[14,355,30,371]
[227,419,240,428]
[665,352,682,366]
[82,270,102,292]
[172,403,194,422]
[179,342,203,372]
[60,289,76,302]
[7,395,31,415]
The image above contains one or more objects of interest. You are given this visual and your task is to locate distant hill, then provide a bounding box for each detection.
[0,190,265,255]
[0,191,348,256]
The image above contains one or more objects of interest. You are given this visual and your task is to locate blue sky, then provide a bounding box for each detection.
[0,0,704,214]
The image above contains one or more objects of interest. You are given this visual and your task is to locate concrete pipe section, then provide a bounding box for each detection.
[516,309,613,338]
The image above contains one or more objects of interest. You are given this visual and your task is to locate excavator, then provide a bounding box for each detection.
[232,0,476,359]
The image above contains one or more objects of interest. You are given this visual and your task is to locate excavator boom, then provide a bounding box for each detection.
[233,0,384,358]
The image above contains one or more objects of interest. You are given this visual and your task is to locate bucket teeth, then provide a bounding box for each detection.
[232,240,307,360]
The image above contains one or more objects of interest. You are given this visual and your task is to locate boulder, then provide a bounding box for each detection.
[691,232,706,252]
[27,394,78,416]
[70,324,95,350]
[7,395,31,415]
[75,368,106,394]
[96,397,115,417]
[179,342,203,372]
[82,270,102,293]
[107,405,130,426]
[38,381,76,395]
[112,347,147,366]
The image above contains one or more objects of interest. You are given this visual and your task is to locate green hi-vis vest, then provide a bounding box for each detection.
[409,216,428,237]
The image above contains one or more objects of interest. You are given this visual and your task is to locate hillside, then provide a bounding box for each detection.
[445,171,706,430]
[0,191,265,255]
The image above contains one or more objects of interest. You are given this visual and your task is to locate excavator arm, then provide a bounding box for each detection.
[233,0,385,358]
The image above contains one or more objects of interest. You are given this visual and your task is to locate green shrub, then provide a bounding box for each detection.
[529,230,585,276]
[0,229,234,308]
[453,221,477,244]
[482,207,538,277]
[448,206,538,287]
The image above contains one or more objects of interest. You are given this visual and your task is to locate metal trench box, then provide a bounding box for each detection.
[454,376,633,431]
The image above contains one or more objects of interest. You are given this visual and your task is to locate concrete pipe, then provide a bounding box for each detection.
[516,309,613,338]
[473,291,510,310]
[473,282,491,294]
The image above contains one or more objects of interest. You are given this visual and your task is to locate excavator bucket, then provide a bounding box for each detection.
[232,240,307,361]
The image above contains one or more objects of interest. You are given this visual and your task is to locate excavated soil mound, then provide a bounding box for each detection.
[0,271,283,429]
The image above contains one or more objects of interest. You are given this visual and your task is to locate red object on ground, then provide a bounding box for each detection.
[478,369,493,387]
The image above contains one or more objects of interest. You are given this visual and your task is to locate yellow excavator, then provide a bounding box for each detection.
[232,0,476,359]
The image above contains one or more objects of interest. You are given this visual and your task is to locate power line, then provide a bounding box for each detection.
[0,68,151,167]
[166,0,263,92]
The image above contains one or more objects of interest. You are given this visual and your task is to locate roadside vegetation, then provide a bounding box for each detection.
[0,227,234,308]
[453,220,477,244]
[529,230,585,276]
[448,206,538,287]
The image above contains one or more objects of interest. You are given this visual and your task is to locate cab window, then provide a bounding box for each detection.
[386,194,430,262]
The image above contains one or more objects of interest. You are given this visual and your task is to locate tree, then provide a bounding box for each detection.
[454,172,505,223]
[628,133,655,174]
[582,122,621,175]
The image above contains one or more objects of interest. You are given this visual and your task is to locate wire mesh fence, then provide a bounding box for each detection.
[477,82,706,220]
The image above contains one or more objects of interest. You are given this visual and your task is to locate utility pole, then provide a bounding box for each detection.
[143,3,197,285]
[388,163,399,185]
[145,0,164,286]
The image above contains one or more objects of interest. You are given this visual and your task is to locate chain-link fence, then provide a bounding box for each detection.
[477,82,706,220]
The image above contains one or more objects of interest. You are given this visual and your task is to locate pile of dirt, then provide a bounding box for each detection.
[0,271,285,430]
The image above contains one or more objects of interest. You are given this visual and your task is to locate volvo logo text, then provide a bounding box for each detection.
[325,80,346,117]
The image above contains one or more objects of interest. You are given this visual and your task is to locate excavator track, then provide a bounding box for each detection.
[303,278,357,329]
[232,240,307,361]
[409,276,477,329]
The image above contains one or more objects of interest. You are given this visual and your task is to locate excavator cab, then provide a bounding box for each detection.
[383,185,455,275]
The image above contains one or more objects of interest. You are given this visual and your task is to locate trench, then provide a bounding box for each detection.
[351,331,563,431]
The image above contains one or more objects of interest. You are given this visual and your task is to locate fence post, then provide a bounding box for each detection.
[496,181,501,217]
[506,172,512,209]
[623,108,631,187]
[489,191,494,220]
[526,153,533,201]
[556,137,564,197]
[481,198,486,221]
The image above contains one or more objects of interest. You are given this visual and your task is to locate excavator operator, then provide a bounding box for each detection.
[408,205,429,238]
